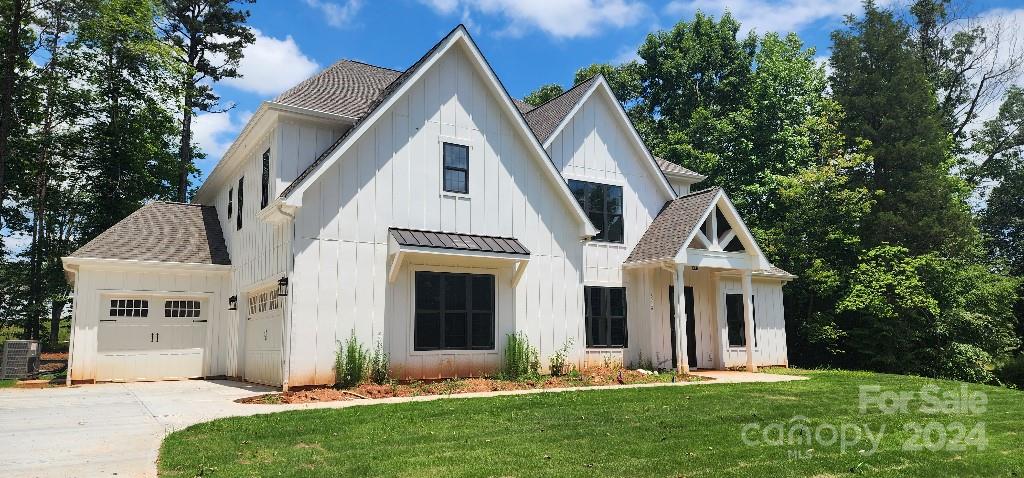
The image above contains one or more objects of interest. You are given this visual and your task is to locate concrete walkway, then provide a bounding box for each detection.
[0,371,805,477]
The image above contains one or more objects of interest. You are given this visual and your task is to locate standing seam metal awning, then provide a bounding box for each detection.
[389,228,530,256]
[387,228,531,285]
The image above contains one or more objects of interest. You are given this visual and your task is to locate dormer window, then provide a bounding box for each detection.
[442,142,469,194]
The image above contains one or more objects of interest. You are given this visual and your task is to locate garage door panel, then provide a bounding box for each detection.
[96,295,208,382]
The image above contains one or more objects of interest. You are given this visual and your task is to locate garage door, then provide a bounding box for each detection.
[244,288,283,386]
[96,297,208,381]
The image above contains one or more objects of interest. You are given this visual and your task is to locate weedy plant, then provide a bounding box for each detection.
[368,338,391,385]
[501,332,540,380]
[335,331,369,389]
[549,338,574,376]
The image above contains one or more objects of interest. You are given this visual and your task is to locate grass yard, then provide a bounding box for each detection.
[159,370,1024,477]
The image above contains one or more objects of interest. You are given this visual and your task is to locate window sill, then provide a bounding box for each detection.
[726,347,760,351]
[409,348,497,356]
[585,241,627,249]
[585,347,627,352]
[440,192,471,200]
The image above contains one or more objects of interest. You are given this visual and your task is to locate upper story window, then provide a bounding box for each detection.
[227,188,233,218]
[236,176,244,230]
[442,142,469,194]
[568,180,624,243]
[261,149,270,209]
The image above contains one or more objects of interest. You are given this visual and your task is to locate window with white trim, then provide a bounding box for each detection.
[109,299,149,317]
[164,300,201,318]
[442,142,469,194]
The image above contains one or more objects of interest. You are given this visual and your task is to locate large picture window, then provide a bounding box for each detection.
[442,142,469,194]
[415,271,494,351]
[585,286,627,347]
[725,294,756,347]
[568,180,623,243]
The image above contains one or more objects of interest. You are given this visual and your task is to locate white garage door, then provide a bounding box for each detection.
[244,288,283,386]
[96,297,208,381]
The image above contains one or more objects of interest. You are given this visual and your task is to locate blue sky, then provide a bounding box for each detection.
[193,0,1024,179]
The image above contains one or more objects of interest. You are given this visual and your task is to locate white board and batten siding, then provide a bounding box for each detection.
[718,276,789,367]
[545,85,672,366]
[67,266,234,382]
[286,44,585,385]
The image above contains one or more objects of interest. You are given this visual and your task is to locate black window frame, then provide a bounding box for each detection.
[568,180,624,243]
[260,149,270,209]
[414,271,495,351]
[236,176,244,231]
[725,293,757,347]
[227,187,233,218]
[109,299,149,317]
[442,142,469,194]
[164,300,201,318]
[584,286,628,348]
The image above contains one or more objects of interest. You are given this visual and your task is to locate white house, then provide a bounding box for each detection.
[62,25,794,388]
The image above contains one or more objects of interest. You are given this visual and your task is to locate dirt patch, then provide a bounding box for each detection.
[236,367,704,405]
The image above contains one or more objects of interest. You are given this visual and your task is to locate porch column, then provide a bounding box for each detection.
[674,262,689,374]
[742,271,757,372]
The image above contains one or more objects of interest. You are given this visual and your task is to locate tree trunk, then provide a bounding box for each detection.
[0,0,26,223]
[49,298,65,350]
[177,85,193,202]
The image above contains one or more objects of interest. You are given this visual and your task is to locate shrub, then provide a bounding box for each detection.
[996,355,1024,389]
[501,332,539,380]
[928,343,995,384]
[368,338,390,385]
[549,338,573,377]
[335,331,369,389]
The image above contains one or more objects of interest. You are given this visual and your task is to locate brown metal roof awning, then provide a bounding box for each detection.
[389,228,530,256]
[387,228,531,285]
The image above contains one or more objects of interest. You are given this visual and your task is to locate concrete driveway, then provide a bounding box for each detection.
[0,380,275,478]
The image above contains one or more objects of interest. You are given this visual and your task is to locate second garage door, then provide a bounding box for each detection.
[244,287,283,386]
[96,296,208,381]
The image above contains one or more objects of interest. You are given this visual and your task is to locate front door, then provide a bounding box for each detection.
[244,288,284,386]
[668,286,697,369]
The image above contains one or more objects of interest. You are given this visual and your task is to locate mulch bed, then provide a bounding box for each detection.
[237,367,705,405]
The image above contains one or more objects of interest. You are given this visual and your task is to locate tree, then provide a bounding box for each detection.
[830,0,975,255]
[75,0,180,237]
[159,0,254,202]
[0,0,35,235]
[523,83,563,107]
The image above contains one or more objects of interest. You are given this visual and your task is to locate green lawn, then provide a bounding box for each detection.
[159,370,1024,477]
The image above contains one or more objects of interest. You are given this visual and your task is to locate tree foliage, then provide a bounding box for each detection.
[523,83,563,107]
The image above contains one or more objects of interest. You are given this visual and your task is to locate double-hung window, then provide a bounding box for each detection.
[414,271,494,351]
[442,142,469,194]
[585,287,627,347]
[725,294,757,347]
[568,180,623,243]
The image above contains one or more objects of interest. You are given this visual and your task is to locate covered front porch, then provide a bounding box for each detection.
[623,187,792,374]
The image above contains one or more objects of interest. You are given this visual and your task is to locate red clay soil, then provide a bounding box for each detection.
[237,367,702,405]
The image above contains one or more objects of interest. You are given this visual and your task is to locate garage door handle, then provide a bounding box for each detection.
[192,319,208,323]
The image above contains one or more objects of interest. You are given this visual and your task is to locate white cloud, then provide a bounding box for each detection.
[664,0,886,35]
[220,28,320,96]
[193,110,253,163]
[304,0,363,28]
[419,0,648,38]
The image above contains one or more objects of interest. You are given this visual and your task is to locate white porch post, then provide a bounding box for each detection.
[674,262,689,374]
[742,271,757,372]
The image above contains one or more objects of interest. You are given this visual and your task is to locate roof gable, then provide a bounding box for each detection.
[68,202,230,265]
[531,77,679,200]
[277,25,598,237]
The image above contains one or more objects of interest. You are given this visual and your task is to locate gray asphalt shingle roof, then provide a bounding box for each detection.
[390,228,530,256]
[273,60,402,118]
[655,157,703,178]
[624,188,720,264]
[522,76,598,144]
[70,202,230,265]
